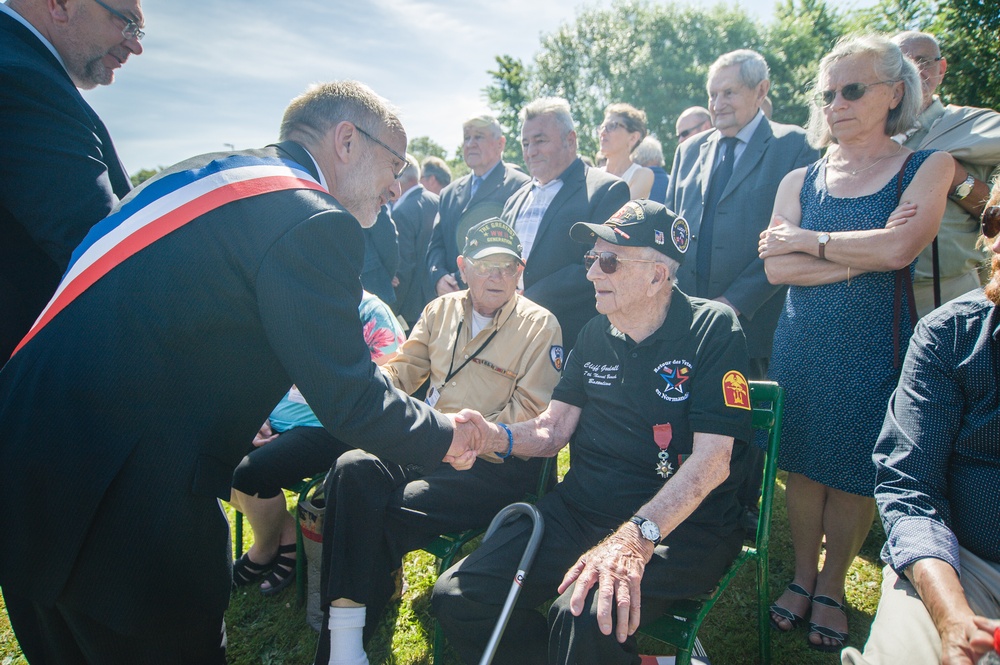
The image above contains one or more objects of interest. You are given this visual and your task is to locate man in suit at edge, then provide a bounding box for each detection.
[665,49,817,526]
[420,156,452,195]
[391,154,439,327]
[502,97,631,348]
[0,0,143,360]
[426,114,530,298]
[0,80,487,664]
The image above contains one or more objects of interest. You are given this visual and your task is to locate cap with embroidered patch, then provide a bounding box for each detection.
[463,217,524,263]
[570,199,689,264]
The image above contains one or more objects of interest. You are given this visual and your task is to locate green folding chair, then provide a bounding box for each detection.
[233,474,326,605]
[639,380,784,665]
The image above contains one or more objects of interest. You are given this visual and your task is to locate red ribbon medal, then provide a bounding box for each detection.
[652,423,673,479]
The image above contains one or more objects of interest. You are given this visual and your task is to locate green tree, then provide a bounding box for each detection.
[130,167,160,187]
[407,136,447,162]
[931,0,1000,112]
[485,54,530,167]
[763,0,846,128]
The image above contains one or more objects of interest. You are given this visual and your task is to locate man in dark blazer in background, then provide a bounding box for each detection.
[0,0,143,360]
[0,81,487,664]
[426,114,529,298]
[665,50,817,522]
[503,97,630,348]
[391,154,440,326]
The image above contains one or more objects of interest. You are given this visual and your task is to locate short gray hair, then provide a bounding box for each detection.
[521,97,575,137]
[631,136,664,168]
[279,80,403,146]
[708,50,770,89]
[399,153,420,184]
[805,34,921,148]
[463,114,503,139]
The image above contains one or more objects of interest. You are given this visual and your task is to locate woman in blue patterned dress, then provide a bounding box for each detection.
[757,35,954,652]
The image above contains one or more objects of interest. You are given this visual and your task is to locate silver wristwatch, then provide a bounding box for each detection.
[629,516,661,545]
[952,174,975,201]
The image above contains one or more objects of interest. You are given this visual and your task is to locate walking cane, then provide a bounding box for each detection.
[478,502,545,665]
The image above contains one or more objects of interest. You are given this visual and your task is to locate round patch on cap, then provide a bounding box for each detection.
[671,216,690,254]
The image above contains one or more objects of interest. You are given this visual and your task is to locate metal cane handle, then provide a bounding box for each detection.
[478,502,545,665]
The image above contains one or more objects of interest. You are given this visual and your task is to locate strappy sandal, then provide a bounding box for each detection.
[808,594,849,652]
[233,551,272,588]
[260,543,297,597]
[769,582,812,632]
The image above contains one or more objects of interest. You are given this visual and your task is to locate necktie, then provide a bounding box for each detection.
[470,175,483,199]
[696,136,739,296]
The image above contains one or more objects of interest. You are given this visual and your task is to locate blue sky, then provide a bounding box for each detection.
[83,0,875,174]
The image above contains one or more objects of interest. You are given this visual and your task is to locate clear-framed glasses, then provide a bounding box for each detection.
[911,55,944,70]
[355,126,407,179]
[583,251,658,274]
[91,0,144,42]
[465,257,521,278]
[598,120,626,133]
[813,80,896,107]
[982,206,1000,238]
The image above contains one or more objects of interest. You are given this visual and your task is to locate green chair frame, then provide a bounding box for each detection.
[233,474,326,605]
[639,380,784,665]
[426,455,556,664]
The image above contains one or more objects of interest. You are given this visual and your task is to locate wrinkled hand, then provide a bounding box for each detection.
[941,615,1000,665]
[436,274,460,296]
[557,526,652,642]
[885,201,918,229]
[443,409,496,470]
[758,215,811,259]
[252,420,278,447]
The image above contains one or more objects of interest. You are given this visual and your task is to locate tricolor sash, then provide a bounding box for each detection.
[11,154,326,358]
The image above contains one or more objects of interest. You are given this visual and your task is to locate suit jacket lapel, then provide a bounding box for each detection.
[699,134,718,201]
[722,119,771,200]
[530,159,584,250]
[468,162,505,209]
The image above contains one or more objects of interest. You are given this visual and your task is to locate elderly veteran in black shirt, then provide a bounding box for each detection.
[432,200,754,665]
[841,184,1000,665]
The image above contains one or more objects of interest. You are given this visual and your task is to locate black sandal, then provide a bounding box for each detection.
[769,582,812,632]
[260,543,297,596]
[808,594,849,652]
[232,552,271,588]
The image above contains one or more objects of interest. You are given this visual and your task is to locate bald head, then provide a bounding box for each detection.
[675,106,712,144]
[892,31,946,111]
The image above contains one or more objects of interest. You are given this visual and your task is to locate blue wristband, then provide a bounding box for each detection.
[497,423,514,459]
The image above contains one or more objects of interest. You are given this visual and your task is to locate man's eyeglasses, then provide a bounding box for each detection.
[465,258,521,278]
[92,0,144,42]
[355,126,408,179]
[677,127,699,141]
[911,55,944,70]
[813,80,896,107]
[583,251,659,274]
[598,121,626,133]
[982,206,1000,238]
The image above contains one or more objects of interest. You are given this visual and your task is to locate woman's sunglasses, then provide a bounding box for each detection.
[813,80,896,107]
[583,251,658,274]
[983,206,1000,238]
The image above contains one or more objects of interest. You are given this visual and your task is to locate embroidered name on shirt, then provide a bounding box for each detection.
[583,361,620,386]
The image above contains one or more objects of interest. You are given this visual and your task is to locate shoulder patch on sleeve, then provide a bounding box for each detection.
[722,370,751,410]
[550,345,564,371]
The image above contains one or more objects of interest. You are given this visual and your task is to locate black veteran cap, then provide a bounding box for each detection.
[570,199,689,265]
[463,217,524,263]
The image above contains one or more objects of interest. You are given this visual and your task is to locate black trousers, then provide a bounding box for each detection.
[313,451,545,662]
[231,425,351,499]
[431,491,743,665]
[3,588,225,665]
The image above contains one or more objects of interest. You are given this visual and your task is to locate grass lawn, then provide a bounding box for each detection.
[0,468,885,664]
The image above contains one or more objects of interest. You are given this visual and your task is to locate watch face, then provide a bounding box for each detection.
[640,520,660,542]
[818,233,831,244]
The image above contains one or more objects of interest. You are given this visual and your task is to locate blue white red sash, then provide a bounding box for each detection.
[11,154,326,358]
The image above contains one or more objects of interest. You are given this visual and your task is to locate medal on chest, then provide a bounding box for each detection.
[652,423,674,479]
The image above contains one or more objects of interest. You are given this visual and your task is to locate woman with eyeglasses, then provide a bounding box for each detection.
[757,34,954,653]
[598,103,655,200]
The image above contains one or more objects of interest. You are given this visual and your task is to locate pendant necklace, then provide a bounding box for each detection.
[829,142,903,176]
